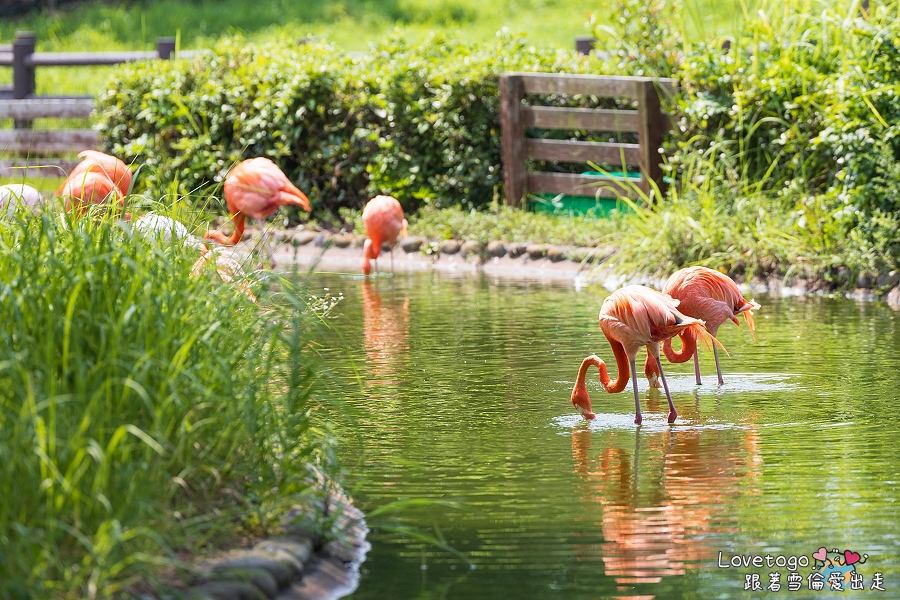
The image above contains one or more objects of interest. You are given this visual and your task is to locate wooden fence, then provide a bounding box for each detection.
[1,31,195,178]
[499,72,676,207]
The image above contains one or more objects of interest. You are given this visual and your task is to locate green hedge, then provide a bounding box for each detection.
[96,33,608,217]
[591,0,900,271]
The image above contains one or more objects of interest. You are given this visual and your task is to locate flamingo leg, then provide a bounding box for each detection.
[693,350,702,385]
[390,247,395,275]
[629,359,642,425]
[713,346,724,386]
[654,353,678,423]
[257,218,276,269]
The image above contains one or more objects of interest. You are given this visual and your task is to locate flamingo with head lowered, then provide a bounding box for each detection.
[57,150,133,218]
[571,285,725,425]
[204,157,311,268]
[361,195,408,275]
[643,266,760,387]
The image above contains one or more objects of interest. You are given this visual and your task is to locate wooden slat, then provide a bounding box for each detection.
[526,139,641,166]
[515,72,677,100]
[0,51,12,66]
[0,129,99,154]
[0,86,12,99]
[0,158,79,178]
[524,106,640,132]
[513,73,675,99]
[26,51,158,66]
[25,49,196,67]
[0,98,94,119]
[526,171,642,199]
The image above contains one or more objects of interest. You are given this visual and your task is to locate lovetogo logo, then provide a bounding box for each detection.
[809,547,883,592]
[718,546,886,592]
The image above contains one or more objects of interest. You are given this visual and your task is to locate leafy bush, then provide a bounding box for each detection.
[0,207,337,597]
[593,0,900,273]
[95,33,609,219]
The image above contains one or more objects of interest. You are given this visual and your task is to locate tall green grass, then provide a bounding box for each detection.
[0,203,338,597]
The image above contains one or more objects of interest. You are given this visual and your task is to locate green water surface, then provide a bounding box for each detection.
[308,271,899,599]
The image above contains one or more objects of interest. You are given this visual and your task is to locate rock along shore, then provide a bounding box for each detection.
[232,227,900,307]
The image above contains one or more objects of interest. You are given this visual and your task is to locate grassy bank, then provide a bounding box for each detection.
[0,205,340,597]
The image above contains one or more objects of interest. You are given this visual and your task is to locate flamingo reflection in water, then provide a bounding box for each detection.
[362,279,410,387]
[570,422,761,592]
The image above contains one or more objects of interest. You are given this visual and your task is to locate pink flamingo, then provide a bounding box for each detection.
[361,195,407,275]
[57,150,132,218]
[204,157,311,267]
[571,285,724,425]
[57,171,123,218]
[62,150,133,198]
[644,266,760,386]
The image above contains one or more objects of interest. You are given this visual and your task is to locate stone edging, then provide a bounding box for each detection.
[178,485,369,600]
[231,226,900,307]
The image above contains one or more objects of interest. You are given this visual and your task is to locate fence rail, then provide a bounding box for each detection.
[499,72,676,206]
[1,31,195,178]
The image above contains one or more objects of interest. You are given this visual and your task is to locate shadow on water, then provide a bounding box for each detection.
[305,272,900,599]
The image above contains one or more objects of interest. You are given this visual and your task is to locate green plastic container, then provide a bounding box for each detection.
[526,171,640,218]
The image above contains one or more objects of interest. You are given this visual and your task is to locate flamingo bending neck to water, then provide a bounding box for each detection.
[204,157,311,268]
[644,266,759,386]
[571,285,724,425]
[362,195,408,275]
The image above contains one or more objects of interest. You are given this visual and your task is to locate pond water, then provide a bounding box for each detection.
[308,271,900,599]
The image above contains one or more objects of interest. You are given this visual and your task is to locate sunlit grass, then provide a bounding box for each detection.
[403,203,616,248]
[0,0,776,95]
[0,200,339,597]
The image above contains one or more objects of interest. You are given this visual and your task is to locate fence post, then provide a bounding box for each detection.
[157,37,176,60]
[636,80,665,202]
[13,31,36,99]
[499,74,527,208]
[575,36,597,56]
[12,31,36,129]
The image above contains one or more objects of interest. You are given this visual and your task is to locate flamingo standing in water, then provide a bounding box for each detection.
[361,195,407,275]
[644,266,760,387]
[571,285,724,425]
[57,150,132,218]
[204,157,311,268]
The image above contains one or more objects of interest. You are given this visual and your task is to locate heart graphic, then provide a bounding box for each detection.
[813,547,828,561]
[845,550,861,565]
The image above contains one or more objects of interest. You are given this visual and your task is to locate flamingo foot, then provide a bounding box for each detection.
[668,410,678,424]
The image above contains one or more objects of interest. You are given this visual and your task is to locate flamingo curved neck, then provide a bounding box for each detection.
[602,340,630,393]
[574,341,629,395]
[204,213,246,246]
[663,330,697,363]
